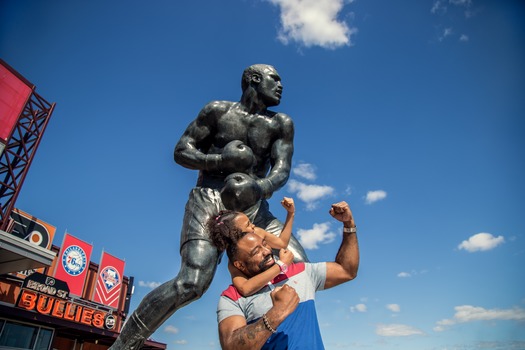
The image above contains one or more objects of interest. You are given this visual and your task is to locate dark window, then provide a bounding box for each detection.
[35,328,53,350]
[0,320,53,350]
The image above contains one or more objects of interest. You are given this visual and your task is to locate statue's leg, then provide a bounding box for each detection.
[250,200,309,263]
[109,240,219,350]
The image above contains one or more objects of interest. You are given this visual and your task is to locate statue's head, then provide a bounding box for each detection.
[241,64,282,107]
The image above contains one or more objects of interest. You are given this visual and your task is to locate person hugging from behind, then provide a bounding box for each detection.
[207,197,296,296]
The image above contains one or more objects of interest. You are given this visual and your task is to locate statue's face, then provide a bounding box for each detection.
[256,66,283,107]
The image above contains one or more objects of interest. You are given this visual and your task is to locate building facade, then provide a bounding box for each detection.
[0,244,166,350]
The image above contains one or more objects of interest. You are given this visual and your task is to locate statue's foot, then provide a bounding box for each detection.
[109,313,149,350]
[109,334,145,350]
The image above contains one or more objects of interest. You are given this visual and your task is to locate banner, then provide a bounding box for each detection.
[93,251,125,308]
[0,61,33,142]
[9,209,57,277]
[54,233,93,296]
[10,209,56,250]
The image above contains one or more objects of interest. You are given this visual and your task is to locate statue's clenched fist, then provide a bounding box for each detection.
[220,172,262,211]
[221,140,254,174]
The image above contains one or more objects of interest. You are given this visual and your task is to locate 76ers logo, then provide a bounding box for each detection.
[62,245,87,276]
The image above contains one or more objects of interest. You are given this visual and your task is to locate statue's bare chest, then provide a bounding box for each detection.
[216,111,278,153]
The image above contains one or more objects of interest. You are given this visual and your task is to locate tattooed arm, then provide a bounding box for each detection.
[218,285,299,350]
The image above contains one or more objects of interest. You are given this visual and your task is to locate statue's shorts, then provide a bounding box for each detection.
[179,187,283,249]
[179,187,308,262]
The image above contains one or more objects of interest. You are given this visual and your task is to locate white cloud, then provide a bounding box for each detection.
[433,0,473,16]
[297,222,336,249]
[434,305,525,332]
[173,340,188,345]
[138,280,162,289]
[287,179,334,210]
[164,325,179,334]
[398,269,428,278]
[376,324,424,337]
[267,0,357,49]
[365,190,387,204]
[431,0,447,15]
[387,304,401,312]
[465,7,481,19]
[432,0,477,40]
[458,232,505,252]
[292,162,317,180]
[438,27,454,41]
[350,303,367,313]
[449,0,472,7]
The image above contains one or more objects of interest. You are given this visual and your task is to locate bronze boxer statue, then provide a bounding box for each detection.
[110,64,308,349]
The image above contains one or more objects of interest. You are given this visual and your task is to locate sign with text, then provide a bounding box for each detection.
[16,273,116,330]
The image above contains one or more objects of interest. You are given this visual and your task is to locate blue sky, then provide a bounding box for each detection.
[1,0,524,349]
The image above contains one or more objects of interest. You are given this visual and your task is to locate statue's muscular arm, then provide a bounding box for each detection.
[174,101,230,172]
[257,112,294,199]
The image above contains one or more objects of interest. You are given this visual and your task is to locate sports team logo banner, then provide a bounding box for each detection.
[93,251,125,308]
[9,208,56,250]
[54,233,93,296]
[9,209,57,278]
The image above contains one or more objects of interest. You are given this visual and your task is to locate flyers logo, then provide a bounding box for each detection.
[10,210,54,249]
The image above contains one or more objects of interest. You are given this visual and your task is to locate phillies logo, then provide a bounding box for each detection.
[100,266,120,292]
[62,245,87,276]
